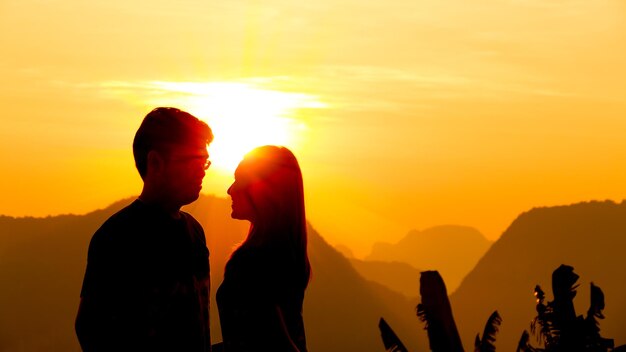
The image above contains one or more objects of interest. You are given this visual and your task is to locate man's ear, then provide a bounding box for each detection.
[146,150,165,176]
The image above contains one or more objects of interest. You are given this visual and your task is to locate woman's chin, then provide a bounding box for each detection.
[231,211,252,222]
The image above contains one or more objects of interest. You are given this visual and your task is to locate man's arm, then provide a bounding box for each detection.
[75,226,121,352]
[75,296,106,352]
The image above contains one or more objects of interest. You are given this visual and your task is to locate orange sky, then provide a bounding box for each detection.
[1,0,626,256]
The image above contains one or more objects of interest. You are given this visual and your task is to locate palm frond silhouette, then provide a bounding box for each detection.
[474,311,502,352]
[378,318,409,352]
[416,271,464,352]
[520,264,623,352]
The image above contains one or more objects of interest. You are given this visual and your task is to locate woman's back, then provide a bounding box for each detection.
[217,245,307,352]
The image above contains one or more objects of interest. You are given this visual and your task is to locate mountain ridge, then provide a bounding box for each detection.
[366,225,492,293]
[451,199,626,351]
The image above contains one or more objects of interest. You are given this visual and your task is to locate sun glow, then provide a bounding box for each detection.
[148,81,326,173]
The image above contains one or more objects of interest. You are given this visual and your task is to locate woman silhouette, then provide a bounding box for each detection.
[217,146,311,352]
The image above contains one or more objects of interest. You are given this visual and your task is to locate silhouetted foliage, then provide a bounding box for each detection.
[379,318,409,352]
[378,264,626,352]
[474,311,502,352]
[517,331,540,352]
[519,265,624,352]
[416,271,465,352]
[378,271,507,352]
[529,285,556,348]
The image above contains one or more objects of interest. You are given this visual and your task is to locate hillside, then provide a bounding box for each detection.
[0,195,427,352]
[450,201,626,351]
[348,258,422,299]
[366,225,491,293]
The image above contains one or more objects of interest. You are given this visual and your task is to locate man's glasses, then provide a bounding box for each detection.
[167,154,211,170]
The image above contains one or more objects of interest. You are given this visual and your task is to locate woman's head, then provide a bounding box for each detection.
[228,146,304,232]
[227,145,310,283]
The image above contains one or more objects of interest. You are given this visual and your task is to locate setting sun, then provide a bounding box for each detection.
[146,81,326,173]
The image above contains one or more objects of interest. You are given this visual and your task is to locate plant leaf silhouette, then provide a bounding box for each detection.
[523,265,622,352]
[530,285,555,347]
[586,282,605,330]
[474,311,501,352]
[378,318,409,352]
[417,271,464,352]
[550,264,581,350]
[516,330,543,352]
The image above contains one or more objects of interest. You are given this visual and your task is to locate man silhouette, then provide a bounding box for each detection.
[76,107,213,352]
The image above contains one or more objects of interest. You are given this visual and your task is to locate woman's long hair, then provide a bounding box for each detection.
[237,145,311,288]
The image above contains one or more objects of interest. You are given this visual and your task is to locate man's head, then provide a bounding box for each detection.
[133,107,213,207]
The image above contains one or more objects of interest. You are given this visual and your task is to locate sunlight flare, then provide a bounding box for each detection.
[147,81,326,173]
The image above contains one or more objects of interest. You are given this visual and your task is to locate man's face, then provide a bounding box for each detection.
[161,140,210,207]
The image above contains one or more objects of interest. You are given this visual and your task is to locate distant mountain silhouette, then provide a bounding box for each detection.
[333,243,355,258]
[450,201,626,351]
[366,225,492,293]
[0,200,127,352]
[334,241,423,299]
[348,258,422,298]
[0,195,428,352]
[304,227,427,352]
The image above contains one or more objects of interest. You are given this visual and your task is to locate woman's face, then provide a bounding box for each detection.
[227,165,257,222]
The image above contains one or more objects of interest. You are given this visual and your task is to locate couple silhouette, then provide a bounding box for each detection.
[75,107,310,352]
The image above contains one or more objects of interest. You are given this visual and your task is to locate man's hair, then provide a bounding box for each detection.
[133,107,213,179]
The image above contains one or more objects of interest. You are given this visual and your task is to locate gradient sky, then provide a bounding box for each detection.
[1,0,625,256]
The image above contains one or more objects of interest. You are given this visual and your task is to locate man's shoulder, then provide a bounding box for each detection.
[180,211,202,227]
[179,211,207,243]
[100,201,145,229]
[91,200,146,242]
